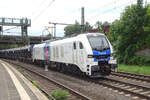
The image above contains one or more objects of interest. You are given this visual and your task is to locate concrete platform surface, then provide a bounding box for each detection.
[0,60,48,100]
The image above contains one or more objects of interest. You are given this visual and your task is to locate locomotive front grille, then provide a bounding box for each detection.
[94,55,110,59]
[88,55,110,59]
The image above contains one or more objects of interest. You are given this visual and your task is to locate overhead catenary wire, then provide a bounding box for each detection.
[31,0,50,17]
[32,0,116,27]
[3,26,20,32]
[5,32,21,34]
[55,0,132,24]
[56,0,88,21]
[2,26,20,35]
[55,0,123,23]
[49,0,128,35]
[80,0,89,7]
[32,0,55,23]
[30,0,136,36]
[86,0,135,21]
[87,0,123,13]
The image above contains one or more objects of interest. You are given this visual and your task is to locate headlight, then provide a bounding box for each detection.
[111,53,116,58]
[110,53,114,57]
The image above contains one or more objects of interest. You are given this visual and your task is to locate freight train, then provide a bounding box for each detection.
[0,33,117,77]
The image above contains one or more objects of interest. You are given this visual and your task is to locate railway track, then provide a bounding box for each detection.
[3,59,150,100]
[111,71,150,83]
[61,71,150,99]
[3,60,91,100]
[94,78,150,100]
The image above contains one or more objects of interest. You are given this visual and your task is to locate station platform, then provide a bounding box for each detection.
[0,60,48,100]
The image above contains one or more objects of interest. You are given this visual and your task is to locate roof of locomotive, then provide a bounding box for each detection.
[43,33,105,42]
[0,33,106,52]
[48,33,105,45]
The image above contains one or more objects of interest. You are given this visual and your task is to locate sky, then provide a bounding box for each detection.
[0,0,149,37]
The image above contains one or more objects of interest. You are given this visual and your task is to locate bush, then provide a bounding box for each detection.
[33,81,38,87]
[51,90,69,100]
[146,34,150,47]
[20,68,24,72]
[128,56,150,65]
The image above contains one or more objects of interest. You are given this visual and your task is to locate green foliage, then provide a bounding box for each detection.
[95,21,110,33]
[95,21,102,30]
[64,20,110,37]
[108,0,150,65]
[128,56,150,65]
[0,44,23,50]
[108,20,121,47]
[47,33,52,37]
[64,21,81,36]
[123,45,136,64]
[137,0,143,7]
[144,5,150,48]
[64,21,93,36]
[20,68,25,73]
[146,34,150,47]
[51,90,69,100]
[33,81,38,87]
[84,22,93,32]
[118,64,150,75]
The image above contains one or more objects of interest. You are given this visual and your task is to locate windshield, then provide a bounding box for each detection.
[87,35,109,51]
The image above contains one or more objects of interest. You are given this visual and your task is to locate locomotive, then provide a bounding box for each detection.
[0,33,117,77]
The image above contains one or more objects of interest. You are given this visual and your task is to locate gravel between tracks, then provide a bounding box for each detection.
[4,60,139,100]
[23,69,80,100]
[109,75,150,88]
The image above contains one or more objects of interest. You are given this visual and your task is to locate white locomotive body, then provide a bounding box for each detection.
[32,33,117,77]
[0,33,117,77]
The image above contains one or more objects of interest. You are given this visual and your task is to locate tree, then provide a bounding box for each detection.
[109,0,147,64]
[144,5,150,47]
[95,21,110,33]
[84,22,93,32]
[101,21,110,34]
[64,21,93,36]
[47,33,52,38]
[95,21,102,31]
[0,44,23,50]
[137,0,143,7]
[64,21,81,36]
[108,20,120,43]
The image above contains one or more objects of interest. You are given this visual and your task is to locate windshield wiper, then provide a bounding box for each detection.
[93,47,110,51]
[93,48,98,50]
[103,47,110,50]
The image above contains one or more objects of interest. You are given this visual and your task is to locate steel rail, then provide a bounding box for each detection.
[111,71,150,82]
[96,77,150,99]
[116,71,150,78]
[4,59,150,99]
[3,59,91,100]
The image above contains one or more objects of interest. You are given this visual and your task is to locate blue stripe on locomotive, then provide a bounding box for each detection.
[93,49,111,62]
[29,44,34,52]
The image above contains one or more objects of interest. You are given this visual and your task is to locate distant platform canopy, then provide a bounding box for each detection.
[0,17,31,26]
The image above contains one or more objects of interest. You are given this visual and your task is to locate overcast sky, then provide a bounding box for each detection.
[0,0,149,37]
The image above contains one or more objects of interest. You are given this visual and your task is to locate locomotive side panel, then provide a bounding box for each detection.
[50,42,73,64]
[32,44,45,61]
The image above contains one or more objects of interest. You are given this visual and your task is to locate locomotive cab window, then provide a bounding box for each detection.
[87,35,109,51]
[79,42,83,49]
[73,42,76,49]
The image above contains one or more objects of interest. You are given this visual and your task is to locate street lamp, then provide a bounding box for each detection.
[41,26,51,42]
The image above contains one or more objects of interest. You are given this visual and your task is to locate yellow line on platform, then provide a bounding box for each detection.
[6,63,49,100]
[2,63,31,100]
